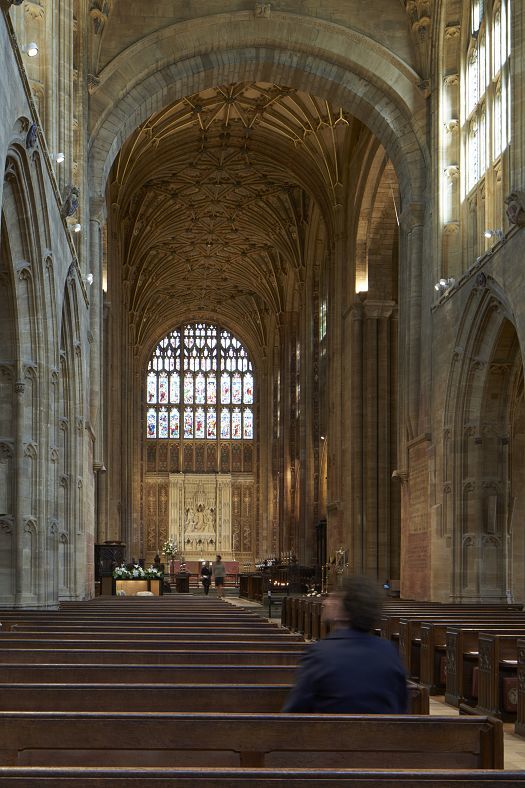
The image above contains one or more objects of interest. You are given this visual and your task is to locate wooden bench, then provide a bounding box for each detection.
[445,627,525,708]
[0,713,502,768]
[0,767,522,786]
[0,637,303,651]
[0,648,304,665]
[460,633,520,719]
[419,621,525,694]
[0,663,298,684]
[397,614,525,678]
[0,683,291,713]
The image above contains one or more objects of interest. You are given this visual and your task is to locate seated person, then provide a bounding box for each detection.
[282,575,408,714]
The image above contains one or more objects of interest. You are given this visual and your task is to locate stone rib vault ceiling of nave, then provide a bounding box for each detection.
[110,83,368,347]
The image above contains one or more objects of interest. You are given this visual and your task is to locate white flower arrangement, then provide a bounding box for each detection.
[113,563,163,580]
[161,539,177,558]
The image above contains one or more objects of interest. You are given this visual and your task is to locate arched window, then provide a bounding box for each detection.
[464,0,511,194]
[146,323,254,443]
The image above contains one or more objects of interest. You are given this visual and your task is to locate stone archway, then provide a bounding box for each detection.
[90,15,429,573]
[443,282,525,602]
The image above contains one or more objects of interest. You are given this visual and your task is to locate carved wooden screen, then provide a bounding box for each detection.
[145,323,254,474]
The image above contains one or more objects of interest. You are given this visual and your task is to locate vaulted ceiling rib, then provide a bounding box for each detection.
[109,82,371,349]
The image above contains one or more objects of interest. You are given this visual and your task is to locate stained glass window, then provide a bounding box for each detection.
[146,323,254,442]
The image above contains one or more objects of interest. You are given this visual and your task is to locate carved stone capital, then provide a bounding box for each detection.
[254,2,271,18]
[445,24,461,39]
[443,73,459,88]
[444,165,460,181]
[504,191,525,227]
[444,119,459,134]
[24,1,44,19]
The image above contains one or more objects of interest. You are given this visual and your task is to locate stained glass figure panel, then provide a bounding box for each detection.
[147,372,157,404]
[159,408,169,438]
[243,408,253,439]
[147,408,156,438]
[184,373,193,404]
[220,408,230,439]
[158,374,169,404]
[170,374,180,404]
[207,375,217,404]
[232,408,242,439]
[195,407,205,439]
[232,373,242,404]
[207,408,217,439]
[243,373,253,403]
[184,408,193,439]
[195,373,206,404]
[221,373,231,404]
[170,408,179,439]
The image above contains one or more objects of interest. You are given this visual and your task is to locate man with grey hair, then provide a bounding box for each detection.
[282,575,408,713]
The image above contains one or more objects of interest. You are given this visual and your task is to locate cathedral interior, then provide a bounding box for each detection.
[1,0,524,607]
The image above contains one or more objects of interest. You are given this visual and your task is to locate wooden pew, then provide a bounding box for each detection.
[419,622,525,694]
[0,648,304,665]
[0,637,303,651]
[460,633,520,719]
[0,713,502,768]
[516,636,525,736]
[398,614,525,678]
[0,663,298,684]
[446,627,525,708]
[0,767,522,786]
[0,683,291,713]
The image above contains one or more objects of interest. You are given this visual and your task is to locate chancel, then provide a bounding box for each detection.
[1,0,525,782]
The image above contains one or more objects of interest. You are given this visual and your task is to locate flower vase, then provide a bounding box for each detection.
[169,557,175,577]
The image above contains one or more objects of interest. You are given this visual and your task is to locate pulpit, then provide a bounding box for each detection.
[175,573,190,593]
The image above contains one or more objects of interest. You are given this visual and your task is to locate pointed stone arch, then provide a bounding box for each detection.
[443,279,525,600]
[88,14,427,211]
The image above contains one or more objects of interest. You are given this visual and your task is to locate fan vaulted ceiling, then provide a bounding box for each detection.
[108,82,369,348]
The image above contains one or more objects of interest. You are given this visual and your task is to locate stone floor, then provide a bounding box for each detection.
[225,595,525,771]
[429,696,525,770]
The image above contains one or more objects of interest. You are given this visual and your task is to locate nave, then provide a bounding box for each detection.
[0,595,522,785]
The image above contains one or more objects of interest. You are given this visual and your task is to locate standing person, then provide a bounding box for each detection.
[212,554,226,599]
[200,561,211,596]
[282,575,408,713]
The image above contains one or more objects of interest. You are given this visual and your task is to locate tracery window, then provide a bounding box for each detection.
[146,323,254,441]
[464,0,511,194]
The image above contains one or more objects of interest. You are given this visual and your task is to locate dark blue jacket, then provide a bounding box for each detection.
[282,627,408,714]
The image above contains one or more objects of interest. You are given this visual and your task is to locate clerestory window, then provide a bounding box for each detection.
[464,0,510,194]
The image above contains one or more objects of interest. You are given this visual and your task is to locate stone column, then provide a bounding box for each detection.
[326,205,345,564]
